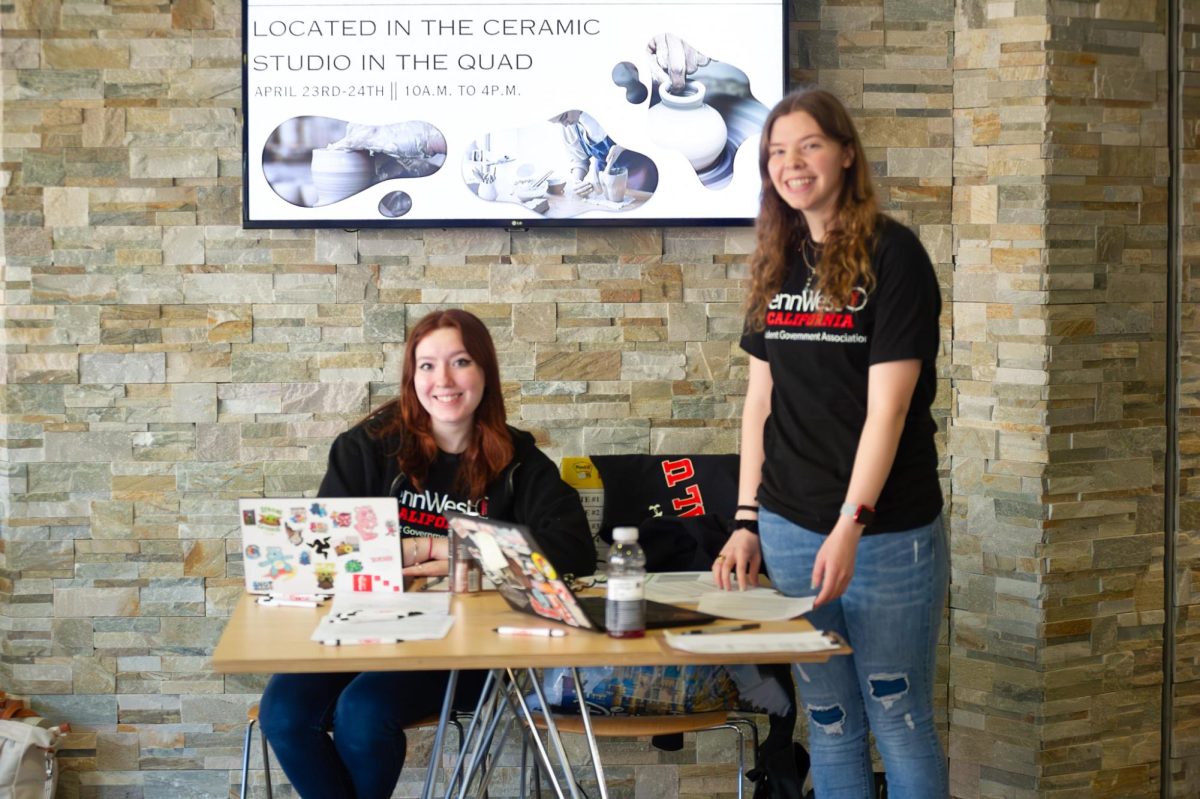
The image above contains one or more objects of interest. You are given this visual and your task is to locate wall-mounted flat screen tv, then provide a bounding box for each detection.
[242,0,787,229]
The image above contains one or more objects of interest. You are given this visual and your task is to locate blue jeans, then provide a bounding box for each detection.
[760,508,949,799]
[258,669,486,799]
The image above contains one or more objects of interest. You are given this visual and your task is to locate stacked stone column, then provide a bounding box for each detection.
[951,1,1169,796]
[1174,1,1200,795]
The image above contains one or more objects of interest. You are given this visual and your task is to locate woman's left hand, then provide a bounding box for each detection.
[811,519,862,606]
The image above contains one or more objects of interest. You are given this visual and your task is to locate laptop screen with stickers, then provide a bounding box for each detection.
[238,497,405,596]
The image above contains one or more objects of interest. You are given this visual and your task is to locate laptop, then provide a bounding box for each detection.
[238,497,406,596]
[444,511,717,632]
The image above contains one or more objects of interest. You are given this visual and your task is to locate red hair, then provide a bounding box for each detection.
[369,309,513,498]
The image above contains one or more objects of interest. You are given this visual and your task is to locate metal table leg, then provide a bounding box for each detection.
[568,667,609,799]
[453,670,509,799]
[441,670,499,799]
[506,668,580,799]
[422,670,461,799]
[457,694,517,799]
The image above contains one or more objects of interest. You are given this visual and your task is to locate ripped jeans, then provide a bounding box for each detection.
[760,508,948,799]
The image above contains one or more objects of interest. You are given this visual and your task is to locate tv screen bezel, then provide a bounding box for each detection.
[240,0,790,230]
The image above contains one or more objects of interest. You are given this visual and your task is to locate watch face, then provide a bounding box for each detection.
[842,502,875,525]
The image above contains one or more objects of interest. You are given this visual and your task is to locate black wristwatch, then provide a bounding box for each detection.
[840,502,876,526]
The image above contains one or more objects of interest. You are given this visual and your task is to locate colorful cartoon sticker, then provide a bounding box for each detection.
[354,505,379,540]
[315,562,336,590]
[334,534,363,556]
[530,551,557,580]
[245,544,261,559]
[259,546,295,579]
[529,585,570,621]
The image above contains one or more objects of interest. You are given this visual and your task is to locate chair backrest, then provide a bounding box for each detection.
[580,454,739,572]
[588,454,740,542]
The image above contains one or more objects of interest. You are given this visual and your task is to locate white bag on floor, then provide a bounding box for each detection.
[0,719,64,799]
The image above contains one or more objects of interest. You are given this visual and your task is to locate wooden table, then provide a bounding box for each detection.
[212,592,842,673]
[212,592,849,799]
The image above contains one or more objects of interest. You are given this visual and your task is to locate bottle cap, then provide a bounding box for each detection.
[612,526,638,542]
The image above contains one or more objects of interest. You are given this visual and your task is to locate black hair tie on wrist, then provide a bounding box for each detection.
[736,504,759,514]
[732,519,759,535]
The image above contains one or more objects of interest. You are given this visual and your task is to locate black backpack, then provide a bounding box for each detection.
[749,741,808,799]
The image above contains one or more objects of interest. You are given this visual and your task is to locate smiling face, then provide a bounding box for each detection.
[412,326,485,450]
[766,110,854,240]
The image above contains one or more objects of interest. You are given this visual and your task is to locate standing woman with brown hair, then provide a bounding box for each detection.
[712,88,948,798]
[259,309,595,799]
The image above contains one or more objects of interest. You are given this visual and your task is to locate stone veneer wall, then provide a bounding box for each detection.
[951,0,1170,797]
[0,0,1191,797]
[1176,1,1200,796]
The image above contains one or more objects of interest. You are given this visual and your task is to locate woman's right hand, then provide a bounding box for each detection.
[712,528,761,591]
[646,33,712,91]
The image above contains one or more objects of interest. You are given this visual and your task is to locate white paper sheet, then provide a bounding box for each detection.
[644,571,771,603]
[695,591,815,621]
[663,630,839,655]
[312,592,454,645]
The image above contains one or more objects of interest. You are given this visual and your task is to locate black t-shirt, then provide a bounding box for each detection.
[391,451,481,539]
[740,217,943,535]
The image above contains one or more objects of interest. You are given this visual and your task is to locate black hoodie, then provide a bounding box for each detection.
[317,421,596,578]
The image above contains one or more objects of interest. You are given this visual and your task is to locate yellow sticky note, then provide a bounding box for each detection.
[560,457,603,489]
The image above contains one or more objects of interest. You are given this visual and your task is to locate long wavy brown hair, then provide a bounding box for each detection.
[745,88,879,330]
[367,309,514,498]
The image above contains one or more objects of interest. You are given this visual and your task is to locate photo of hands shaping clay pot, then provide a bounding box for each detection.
[262,117,447,208]
[309,148,376,205]
[608,32,771,190]
[648,82,727,171]
[598,165,628,203]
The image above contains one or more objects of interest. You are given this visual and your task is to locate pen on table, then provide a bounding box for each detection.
[680,623,761,636]
[494,626,566,638]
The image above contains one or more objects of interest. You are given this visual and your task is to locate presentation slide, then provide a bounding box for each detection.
[243,0,786,227]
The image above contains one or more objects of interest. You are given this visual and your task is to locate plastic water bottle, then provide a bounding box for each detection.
[605,526,646,638]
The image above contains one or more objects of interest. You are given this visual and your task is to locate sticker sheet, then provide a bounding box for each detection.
[238,497,404,595]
